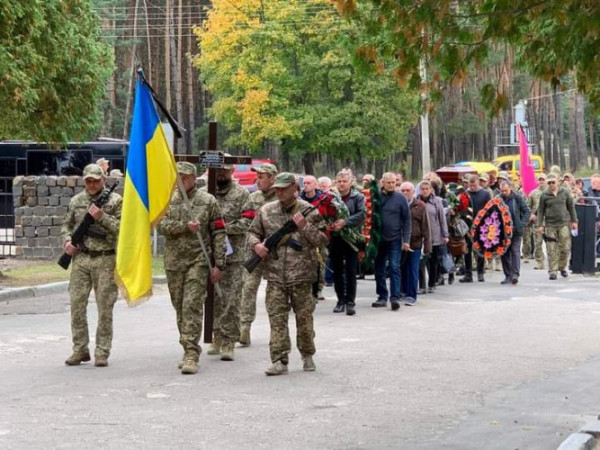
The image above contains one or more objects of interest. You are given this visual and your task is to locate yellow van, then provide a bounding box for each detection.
[493,154,545,182]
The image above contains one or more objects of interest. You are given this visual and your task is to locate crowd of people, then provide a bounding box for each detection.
[298,167,600,314]
[60,159,600,376]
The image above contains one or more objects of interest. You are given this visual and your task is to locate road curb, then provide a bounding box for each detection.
[0,275,167,302]
[558,420,600,450]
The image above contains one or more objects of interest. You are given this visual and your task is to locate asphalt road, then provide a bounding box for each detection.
[1,264,599,449]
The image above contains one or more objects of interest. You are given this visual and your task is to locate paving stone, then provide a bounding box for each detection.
[46,177,57,187]
[49,187,62,195]
[57,176,67,187]
[32,217,42,227]
[49,195,60,206]
[33,206,46,215]
[24,227,36,237]
[61,187,73,196]
[26,197,37,207]
[52,216,64,225]
[66,177,77,187]
[41,217,53,226]
[49,226,62,237]
[38,197,49,206]
[37,227,49,237]
[37,185,49,196]
[55,206,67,216]
[60,197,70,206]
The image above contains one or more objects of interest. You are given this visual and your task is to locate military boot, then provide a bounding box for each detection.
[239,325,251,347]
[94,356,108,367]
[207,335,222,355]
[220,344,234,361]
[65,351,91,366]
[181,359,198,375]
[265,361,288,376]
[302,355,316,372]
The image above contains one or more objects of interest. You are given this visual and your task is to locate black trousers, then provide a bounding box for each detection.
[330,236,358,305]
[427,245,441,288]
[465,237,485,276]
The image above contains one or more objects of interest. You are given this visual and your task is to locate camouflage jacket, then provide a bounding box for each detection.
[203,181,250,264]
[241,188,277,224]
[61,189,122,251]
[157,187,226,271]
[247,199,329,284]
[526,187,545,218]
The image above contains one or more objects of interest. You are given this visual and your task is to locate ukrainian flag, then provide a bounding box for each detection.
[116,76,177,304]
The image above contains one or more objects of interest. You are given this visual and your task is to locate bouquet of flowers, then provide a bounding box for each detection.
[317,191,365,252]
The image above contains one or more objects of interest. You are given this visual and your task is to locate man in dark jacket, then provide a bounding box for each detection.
[460,174,491,283]
[329,171,366,316]
[399,182,431,305]
[498,181,531,284]
[372,172,411,311]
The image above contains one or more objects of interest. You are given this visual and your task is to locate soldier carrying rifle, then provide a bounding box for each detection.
[61,164,122,368]
[247,172,329,376]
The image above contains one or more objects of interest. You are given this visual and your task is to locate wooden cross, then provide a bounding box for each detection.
[174,122,251,343]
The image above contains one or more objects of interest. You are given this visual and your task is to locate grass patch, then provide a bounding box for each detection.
[0,256,166,288]
[0,262,70,288]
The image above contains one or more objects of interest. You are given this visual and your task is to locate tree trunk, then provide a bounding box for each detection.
[143,0,152,84]
[122,0,140,139]
[165,0,171,110]
[303,152,315,174]
[590,119,597,170]
[575,94,588,169]
[568,94,578,171]
[186,6,195,154]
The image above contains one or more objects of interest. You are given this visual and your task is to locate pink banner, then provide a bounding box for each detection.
[518,124,537,195]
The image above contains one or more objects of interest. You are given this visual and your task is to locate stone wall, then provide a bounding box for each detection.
[13,176,124,259]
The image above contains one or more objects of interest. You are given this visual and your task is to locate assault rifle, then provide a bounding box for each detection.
[57,182,119,270]
[244,194,330,274]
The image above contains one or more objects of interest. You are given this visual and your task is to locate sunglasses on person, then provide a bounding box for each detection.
[547,181,556,185]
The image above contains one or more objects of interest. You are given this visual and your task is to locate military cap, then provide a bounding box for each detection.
[537,173,547,180]
[83,164,105,180]
[546,173,558,182]
[109,169,123,177]
[562,172,574,180]
[251,163,278,176]
[497,171,510,180]
[177,161,197,176]
[478,173,490,182]
[272,172,296,188]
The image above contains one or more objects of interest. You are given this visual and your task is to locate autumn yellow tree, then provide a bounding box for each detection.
[194,0,418,168]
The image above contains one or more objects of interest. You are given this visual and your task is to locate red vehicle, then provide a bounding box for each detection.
[233,159,276,186]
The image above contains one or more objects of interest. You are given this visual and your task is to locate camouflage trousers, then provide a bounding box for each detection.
[240,266,263,327]
[213,263,244,348]
[166,264,209,361]
[68,253,118,358]
[522,225,544,264]
[265,281,316,364]
[545,225,571,274]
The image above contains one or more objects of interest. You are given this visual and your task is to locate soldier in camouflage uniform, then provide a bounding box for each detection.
[238,163,278,346]
[62,164,122,367]
[537,173,578,280]
[157,162,227,375]
[202,156,250,361]
[247,172,329,376]
[522,174,547,269]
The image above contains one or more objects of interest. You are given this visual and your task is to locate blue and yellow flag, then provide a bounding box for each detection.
[116,77,177,304]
